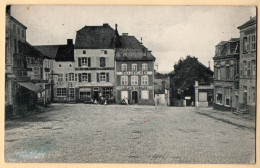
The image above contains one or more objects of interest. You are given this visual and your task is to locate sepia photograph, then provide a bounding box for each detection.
[4,5,256,163]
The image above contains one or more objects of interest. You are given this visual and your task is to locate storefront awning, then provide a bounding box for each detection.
[18,82,44,93]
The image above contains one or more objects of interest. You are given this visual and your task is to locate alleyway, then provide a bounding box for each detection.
[5,104,255,163]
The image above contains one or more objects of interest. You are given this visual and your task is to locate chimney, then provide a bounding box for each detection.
[122,33,128,36]
[250,16,252,19]
[67,39,73,45]
[103,23,109,27]
[208,61,211,69]
[6,5,11,15]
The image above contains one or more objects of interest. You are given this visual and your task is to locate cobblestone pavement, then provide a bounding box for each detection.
[5,104,255,163]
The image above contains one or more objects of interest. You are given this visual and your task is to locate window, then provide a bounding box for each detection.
[225,88,230,106]
[104,50,107,54]
[141,90,149,99]
[216,93,223,104]
[45,72,49,80]
[69,88,75,97]
[100,72,106,82]
[132,64,137,71]
[243,36,249,52]
[131,76,138,85]
[225,66,230,80]
[217,67,220,80]
[14,39,17,53]
[121,64,127,71]
[100,57,106,67]
[80,57,91,67]
[65,73,68,81]
[243,61,247,77]
[83,50,86,54]
[251,34,256,51]
[142,63,148,71]
[252,60,256,76]
[121,76,128,85]
[82,73,88,81]
[57,88,66,97]
[141,76,148,85]
[247,61,251,77]
[252,87,255,103]
[59,64,61,67]
[27,58,30,64]
[69,64,72,67]
[75,73,77,81]
[102,87,113,98]
[22,30,25,37]
[240,63,243,77]
[17,27,20,35]
[69,73,74,81]
[58,74,63,81]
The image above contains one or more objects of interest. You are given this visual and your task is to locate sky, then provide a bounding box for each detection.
[11,5,256,73]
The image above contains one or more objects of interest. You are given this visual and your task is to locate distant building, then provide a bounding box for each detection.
[237,16,256,114]
[213,38,240,111]
[168,59,213,107]
[74,24,115,103]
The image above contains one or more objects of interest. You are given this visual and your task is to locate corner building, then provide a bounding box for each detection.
[115,35,155,105]
[237,16,256,113]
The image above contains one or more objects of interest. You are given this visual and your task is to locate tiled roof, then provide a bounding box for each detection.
[75,24,115,49]
[119,36,145,49]
[215,38,240,57]
[35,45,59,59]
[25,42,44,58]
[237,16,256,30]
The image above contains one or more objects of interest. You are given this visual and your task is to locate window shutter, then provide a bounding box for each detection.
[106,73,109,82]
[79,73,82,82]
[88,73,91,82]
[97,73,99,82]
[78,58,82,67]
[88,58,91,67]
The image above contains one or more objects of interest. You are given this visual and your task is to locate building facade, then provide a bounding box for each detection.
[213,38,240,111]
[237,16,256,114]
[115,47,155,105]
[74,24,116,103]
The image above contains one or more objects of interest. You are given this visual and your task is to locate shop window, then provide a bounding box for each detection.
[121,64,127,71]
[141,90,149,99]
[216,93,222,104]
[121,91,128,100]
[141,76,148,85]
[57,88,66,97]
[131,76,138,85]
[132,64,137,71]
[121,76,128,85]
[69,88,75,97]
[142,63,148,71]
[102,87,113,98]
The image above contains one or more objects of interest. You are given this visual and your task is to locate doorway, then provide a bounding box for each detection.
[132,91,138,104]
[93,91,99,102]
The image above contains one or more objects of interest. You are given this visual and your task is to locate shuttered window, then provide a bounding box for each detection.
[100,57,106,67]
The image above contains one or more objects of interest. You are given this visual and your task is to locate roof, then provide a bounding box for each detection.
[18,82,44,93]
[35,45,59,59]
[75,24,115,49]
[55,44,74,61]
[25,42,45,58]
[115,35,155,61]
[10,16,27,29]
[215,38,240,57]
[115,49,155,61]
[237,16,257,30]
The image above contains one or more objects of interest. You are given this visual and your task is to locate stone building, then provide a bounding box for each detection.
[5,6,43,116]
[213,38,240,111]
[74,24,116,103]
[115,34,156,105]
[237,16,256,113]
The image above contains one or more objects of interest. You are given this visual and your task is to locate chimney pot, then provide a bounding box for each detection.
[122,33,128,36]
[103,23,109,27]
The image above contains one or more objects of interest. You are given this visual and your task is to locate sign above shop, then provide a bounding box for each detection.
[116,71,153,76]
[117,86,153,90]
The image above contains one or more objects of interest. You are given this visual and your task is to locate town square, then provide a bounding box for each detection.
[4,6,256,163]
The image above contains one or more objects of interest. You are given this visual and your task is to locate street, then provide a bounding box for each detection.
[5,104,255,163]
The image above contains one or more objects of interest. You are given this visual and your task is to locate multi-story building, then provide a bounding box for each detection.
[213,38,240,111]
[237,16,256,113]
[5,6,44,116]
[74,24,115,103]
[115,34,156,105]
